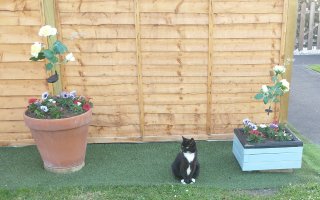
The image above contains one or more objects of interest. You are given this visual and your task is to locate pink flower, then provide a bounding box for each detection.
[82,103,91,111]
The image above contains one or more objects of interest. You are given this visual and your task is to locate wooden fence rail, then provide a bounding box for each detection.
[297,2,320,50]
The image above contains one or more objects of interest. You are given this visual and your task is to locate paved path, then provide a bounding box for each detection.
[288,55,320,144]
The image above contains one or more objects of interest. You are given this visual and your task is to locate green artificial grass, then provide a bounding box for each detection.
[309,64,320,73]
[288,124,320,174]
[0,141,319,192]
[1,183,320,200]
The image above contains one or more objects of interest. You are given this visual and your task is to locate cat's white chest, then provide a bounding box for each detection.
[183,152,195,163]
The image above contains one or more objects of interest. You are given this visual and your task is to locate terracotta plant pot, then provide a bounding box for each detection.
[24,109,92,173]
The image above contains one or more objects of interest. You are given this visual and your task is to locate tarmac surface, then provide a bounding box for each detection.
[288,55,320,144]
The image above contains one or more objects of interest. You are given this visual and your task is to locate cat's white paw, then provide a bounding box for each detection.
[191,178,196,183]
[181,179,186,184]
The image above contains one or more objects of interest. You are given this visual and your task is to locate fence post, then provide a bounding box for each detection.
[40,0,63,95]
[317,9,320,49]
[134,0,145,139]
[298,2,306,51]
[280,0,298,123]
[207,0,214,135]
[307,2,316,50]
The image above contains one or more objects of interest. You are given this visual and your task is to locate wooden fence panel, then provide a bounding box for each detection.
[297,2,320,50]
[58,0,142,141]
[0,0,48,146]
[0,0,295,145]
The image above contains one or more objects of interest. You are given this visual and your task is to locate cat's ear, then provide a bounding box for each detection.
[182,136,186,140]
[191,138,194,141]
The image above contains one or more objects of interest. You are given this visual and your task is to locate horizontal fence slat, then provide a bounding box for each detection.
[0,96,38,109]
[0,80,48,96]
[0,62,46,79]
[66,84,138,96]
[89,125,141,137]
[64,65,137,77]
[0,0,40,11]
[0,11,41,25]
[58,1,135,13]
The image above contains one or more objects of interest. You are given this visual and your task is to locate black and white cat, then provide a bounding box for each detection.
[171,136,200,184]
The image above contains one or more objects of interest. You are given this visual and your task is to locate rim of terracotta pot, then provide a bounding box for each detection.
[24,109,92,131]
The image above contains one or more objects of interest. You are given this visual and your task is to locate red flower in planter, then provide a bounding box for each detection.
[73,100,81,106]
[28,98,38,104]
[250,130,264,137]
[82,103,91,111]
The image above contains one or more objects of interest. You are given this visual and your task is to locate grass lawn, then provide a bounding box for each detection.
[1,127,320,199]
[309,64,320,73]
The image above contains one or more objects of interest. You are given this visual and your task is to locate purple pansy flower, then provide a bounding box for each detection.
[270,123,278,129]
[242,118,251,126]
[60,91,69,99]
[41,92,49,100]
[69,90,77,99]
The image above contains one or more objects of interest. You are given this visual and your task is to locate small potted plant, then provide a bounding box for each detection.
[24,25,93,173]
[232,65,303,171]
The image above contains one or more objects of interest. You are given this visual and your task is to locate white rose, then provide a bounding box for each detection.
[261,85,269,93]
[280,79,290,92]
[259,124,267,128]
[66,53,75,62]
[273,65,286,74]
[31,42,42,57]
[38,25,57,37]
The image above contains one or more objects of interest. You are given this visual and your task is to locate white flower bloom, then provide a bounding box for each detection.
[38,25,57,37]
[41,92,49,100]
[48,99,56,104]
[259,124,267,128]
[77,102,82,106]
[261,85,269,93]
[273,65,286,74]
[40,106,48,112]
[280,79,290,92]
[31,42,42,57]
[66,53,75,62]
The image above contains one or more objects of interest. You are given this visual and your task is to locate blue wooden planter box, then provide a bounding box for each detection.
[232,128,303,171]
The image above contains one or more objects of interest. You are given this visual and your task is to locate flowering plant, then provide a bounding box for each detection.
[254,65,289,115]
[242,118,292,143]
[30,25,75,82]
[242,64,292,143]
[26,91,93,119]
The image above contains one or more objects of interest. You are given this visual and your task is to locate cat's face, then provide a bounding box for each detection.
[181,137,196,153]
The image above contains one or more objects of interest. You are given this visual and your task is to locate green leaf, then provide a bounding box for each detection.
[273,98,280,103]
[48,56,58,64]
[255,93,264,100]
[53,40,68,54]
[38,52,45,60]
[46,63,54,71]
[29,57,38,61]
[275,82,282,88]
[272,76,278,83]
[43,49,54,59]
[263,97,269,104]
[29,52,46,61]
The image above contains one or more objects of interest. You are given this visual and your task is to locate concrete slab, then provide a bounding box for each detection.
[288,55,320,144]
